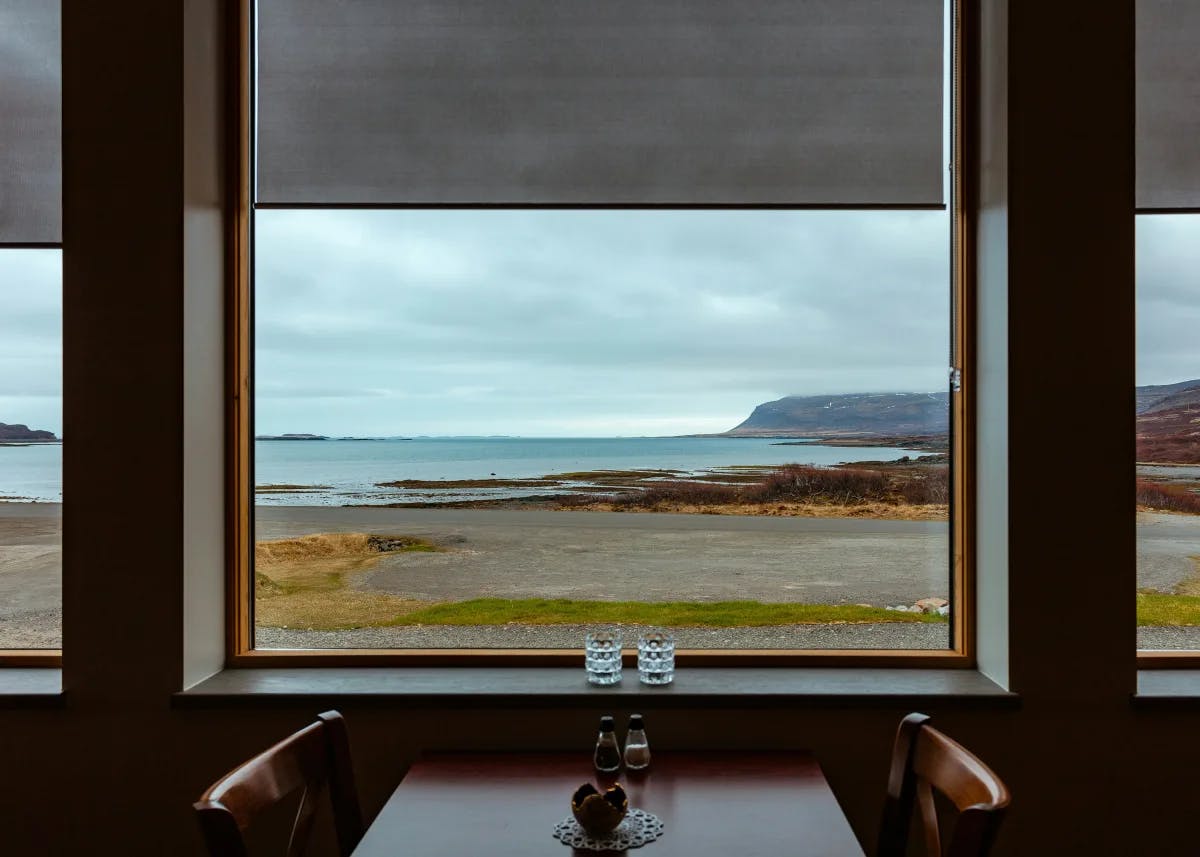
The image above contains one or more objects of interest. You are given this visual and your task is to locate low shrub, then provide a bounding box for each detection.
[747,464,889,504]
[1136,479,1200,514]
[609,463,949,508]
[1137,436,1200,464]
[614,480,741,508]
[896,468,950,504]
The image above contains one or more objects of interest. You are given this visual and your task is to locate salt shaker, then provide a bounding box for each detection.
[623,713,651,770]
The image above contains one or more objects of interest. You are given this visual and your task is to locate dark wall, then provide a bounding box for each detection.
[1,2,1175,855]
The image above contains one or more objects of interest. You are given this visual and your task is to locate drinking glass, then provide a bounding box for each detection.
[585,631,623,685]
[637,631,675,685]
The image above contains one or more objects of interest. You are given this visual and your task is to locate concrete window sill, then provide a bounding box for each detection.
[175,667,1015,709]
[1134,670,1200,706]
[0,669,63,708]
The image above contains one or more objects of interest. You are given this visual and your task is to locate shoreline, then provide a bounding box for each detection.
[352,495,949,521]
[259,460,952,518]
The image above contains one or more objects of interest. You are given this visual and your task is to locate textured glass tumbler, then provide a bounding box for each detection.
[637,632,676,685]
[585,631,623,685]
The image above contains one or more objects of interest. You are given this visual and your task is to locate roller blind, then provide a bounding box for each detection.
[0,0,61,244]
[1138,0,1200,211]
[257,0,945,207]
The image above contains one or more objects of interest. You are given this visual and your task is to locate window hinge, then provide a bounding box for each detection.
[949,367,962,392]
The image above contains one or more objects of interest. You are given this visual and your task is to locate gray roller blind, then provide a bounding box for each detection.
[257,0,945,207]
[1138,0,1200,211]
[0,0,60,243]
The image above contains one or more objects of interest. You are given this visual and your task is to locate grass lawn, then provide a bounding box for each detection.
[386,598,943,627]
[1137,556,1200,626]
[1138,593,1200,626]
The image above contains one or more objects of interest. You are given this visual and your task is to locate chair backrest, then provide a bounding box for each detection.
[194,710,364,857]
[877,713,1010,857]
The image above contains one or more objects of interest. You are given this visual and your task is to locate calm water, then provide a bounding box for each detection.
[0,437,931,505]
[0,443,61,502]
[253,436,925,505]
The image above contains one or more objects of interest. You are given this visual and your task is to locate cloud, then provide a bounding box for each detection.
[1136,216,1200,386]
[1,215,1196,439]
[0,249,61,434]
[253,209,952,435]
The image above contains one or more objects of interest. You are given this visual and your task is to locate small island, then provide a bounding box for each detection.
[255,433,329,441]
[0,422,59,444]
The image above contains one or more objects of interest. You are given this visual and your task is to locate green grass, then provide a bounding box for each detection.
[1137,592,1200,626]
[1137,556,1200,625]
[387,598,945,627]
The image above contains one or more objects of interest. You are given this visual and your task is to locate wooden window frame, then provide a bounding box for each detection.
[224,0,977,669]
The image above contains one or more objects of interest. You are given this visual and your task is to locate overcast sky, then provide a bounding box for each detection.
[254,209,949,437]
[1,214,1197,437]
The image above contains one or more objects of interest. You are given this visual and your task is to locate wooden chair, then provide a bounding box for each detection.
[194,710,365,857]
[877,713,1010,857]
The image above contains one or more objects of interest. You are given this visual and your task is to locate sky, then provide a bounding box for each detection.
[0,213,1197,438]
[253,209,949,437]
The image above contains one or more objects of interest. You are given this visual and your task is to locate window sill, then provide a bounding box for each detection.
[0,669,64,708]
[175,667,1015,709]
[1134,670,1200,706]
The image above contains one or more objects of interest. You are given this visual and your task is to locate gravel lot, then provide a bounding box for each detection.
[257,621,950,650]
[258,506,950,606]
[3,504,1200,651]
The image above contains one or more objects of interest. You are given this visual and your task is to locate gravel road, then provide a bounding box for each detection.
[256,506,950,606]
[0,504,61,648]
[3,504,1200,651]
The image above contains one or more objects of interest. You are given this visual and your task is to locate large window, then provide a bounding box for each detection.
[1134,1,1200,656]
[1135,217,1200,651]
[239,0,964,659]
[0,0,61,657]
[0,252,61,652]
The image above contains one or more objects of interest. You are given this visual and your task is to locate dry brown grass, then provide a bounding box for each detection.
[256,589,427,629]
[563,500,949,521]
[254,533,439,630]
[256,532,383,565]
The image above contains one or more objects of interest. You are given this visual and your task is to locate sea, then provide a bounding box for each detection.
[0,436,926,506]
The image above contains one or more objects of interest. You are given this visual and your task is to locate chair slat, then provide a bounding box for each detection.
[916,780,941,856]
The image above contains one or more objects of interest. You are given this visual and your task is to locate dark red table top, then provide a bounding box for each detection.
[352,751,866,856]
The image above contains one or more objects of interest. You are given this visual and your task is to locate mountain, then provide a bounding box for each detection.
[1136,379,1200,463]
[0,422,58,441]
[1136,379,1200,414]
[724,392,949,438]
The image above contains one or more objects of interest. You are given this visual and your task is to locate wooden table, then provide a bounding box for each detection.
[352,751,866,856]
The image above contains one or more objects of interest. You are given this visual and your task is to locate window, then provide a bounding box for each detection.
[1135,216,1200,652]
[1134,0,1200,656]
[235,0,968,661]
[0,0,61,659]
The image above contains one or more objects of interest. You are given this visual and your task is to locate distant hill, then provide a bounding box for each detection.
[724,392,949,438]
[255,433,329,441]
[1137,379,1200,463]
[1137,379,1200,413]
[0,422,57,441]
[720,380,1200,458]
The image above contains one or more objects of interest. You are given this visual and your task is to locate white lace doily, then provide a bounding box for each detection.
[552,808,664,850]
